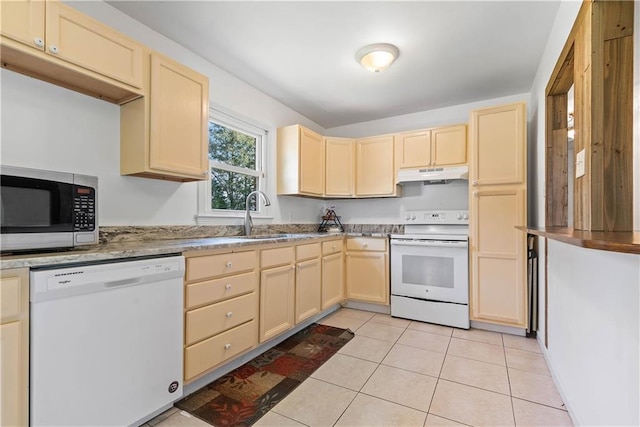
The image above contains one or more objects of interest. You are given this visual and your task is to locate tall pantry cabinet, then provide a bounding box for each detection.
[469,102,527,328]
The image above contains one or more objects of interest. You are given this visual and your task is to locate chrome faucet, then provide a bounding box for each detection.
[245,190,271,236]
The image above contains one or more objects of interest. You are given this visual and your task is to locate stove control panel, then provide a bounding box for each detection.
[403,210,469,225]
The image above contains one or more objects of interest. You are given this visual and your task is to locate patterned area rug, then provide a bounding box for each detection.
[175,323,354,426]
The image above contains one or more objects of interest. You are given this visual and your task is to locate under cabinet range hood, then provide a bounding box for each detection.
[397,165,469,184]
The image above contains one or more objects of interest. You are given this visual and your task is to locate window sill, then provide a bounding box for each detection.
[195,214,274,226]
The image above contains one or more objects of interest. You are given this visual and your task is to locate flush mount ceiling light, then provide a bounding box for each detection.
[356,43,399,73]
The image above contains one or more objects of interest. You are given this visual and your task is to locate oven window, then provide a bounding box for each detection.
[402,254,454,288]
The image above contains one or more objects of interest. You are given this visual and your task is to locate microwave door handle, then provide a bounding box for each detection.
[391,240,468,248]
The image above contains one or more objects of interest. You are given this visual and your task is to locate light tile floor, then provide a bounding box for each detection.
[148,308,573,427]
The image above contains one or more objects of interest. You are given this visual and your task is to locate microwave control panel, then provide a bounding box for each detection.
[73,186,96,231]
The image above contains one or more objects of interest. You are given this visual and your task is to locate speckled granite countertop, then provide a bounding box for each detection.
[0,231,392,270]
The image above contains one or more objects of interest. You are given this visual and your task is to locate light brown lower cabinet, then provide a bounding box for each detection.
[345,237,389,305]
[295,243,322,324]
[183,250,258,383]
[0,268,29,427]
[321,239,344,309]
[470,187,527,327]
[259,246,295,342]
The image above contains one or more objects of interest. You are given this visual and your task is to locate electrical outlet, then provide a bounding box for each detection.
[576,149,585,178]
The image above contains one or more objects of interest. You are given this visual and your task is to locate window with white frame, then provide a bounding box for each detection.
[199,109,267,218]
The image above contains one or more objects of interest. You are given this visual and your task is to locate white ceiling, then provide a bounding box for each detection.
[106,1,560,129]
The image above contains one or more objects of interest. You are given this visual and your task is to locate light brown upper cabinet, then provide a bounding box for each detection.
[0,0,143,103]
[396,129,431,169]
[469,101,527,329]
[470,104,526,187]
[396,124,467,170]
[277,125,325,196]
[325,137,355,197]
[431,125,467,166]
[356,135,398,197]
[121,52,210,182]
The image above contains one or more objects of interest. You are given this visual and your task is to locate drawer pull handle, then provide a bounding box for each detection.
[226,261,232,268]
[224,343,231,350]
[226,311,233,318]
[225,284,232,290]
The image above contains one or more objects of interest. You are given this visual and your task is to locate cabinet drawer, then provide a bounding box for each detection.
[296,242,321,261]
[185,320,257,381]
[261,246,294,268]
[185,271,256,309]
[185,292,256,345]
[0,277,22,323]
[322,239,343,255]
[186,251,256,282]
[346,237,387,251]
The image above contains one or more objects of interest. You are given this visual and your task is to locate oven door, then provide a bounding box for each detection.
[391,238,469,304]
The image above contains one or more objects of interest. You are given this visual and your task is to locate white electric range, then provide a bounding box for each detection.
[390,210,470,329]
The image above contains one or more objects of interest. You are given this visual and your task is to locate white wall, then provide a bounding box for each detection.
[528,1,640,425]
[0,0,325,226]
[546,241,639,426]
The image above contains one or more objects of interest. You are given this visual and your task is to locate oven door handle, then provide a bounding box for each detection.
[391,240,468,248]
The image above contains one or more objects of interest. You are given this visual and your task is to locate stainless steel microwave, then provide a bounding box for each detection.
[0,165,98,252]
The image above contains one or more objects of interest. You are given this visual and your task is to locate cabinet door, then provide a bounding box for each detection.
[356,136,395,196]
[295,258,321,324]
[432,125,467,166]
[299,128,325,196]
[0,323,22,427]
[396,130,431,169]
[45,1,143,88]
[470,102,526,186]
[259,264,295,342]
[149,53,209,179]
[470,187,527,327]
[346,251,389,304]
[322,252,343,309]
[325,137,354,197]
[0,269,29,427]
[0,0,45,51]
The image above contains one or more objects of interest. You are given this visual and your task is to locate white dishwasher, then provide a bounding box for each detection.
[30,255,185,427]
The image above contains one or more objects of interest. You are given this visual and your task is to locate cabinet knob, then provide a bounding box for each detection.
[224,343,231,350]
[225,283,232,290]
[291,265,295,270]
[48,45,59,54]
[226,261,232,268]
[226,311,233,318]
[332,245,336,250]
[202,170,209,176]
[363,244,368,248]
[472,180,478,186]
[33,38,44,48]
[473,191,478,197]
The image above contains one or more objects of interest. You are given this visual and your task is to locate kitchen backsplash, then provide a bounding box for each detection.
[99,224,403,244]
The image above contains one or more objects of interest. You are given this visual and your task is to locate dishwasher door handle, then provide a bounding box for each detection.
[105,277,144,288]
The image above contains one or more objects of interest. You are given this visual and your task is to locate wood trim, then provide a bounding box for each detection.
[545,94,569,227]
[602,35,634,231]
[517,226,640,255]
[545,0,634,233]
